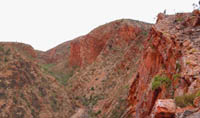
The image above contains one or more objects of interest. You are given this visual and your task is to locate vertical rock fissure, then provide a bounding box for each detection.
[148,88,162,115]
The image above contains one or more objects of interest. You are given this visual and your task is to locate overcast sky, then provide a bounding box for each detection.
[0,0,198,51]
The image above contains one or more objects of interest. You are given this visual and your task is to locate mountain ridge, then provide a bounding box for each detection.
[1,11,200,118]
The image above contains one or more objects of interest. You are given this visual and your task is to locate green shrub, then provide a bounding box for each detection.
[41,64,55,71]
[175,94,196,107]
[173,73,181,80]
[5,48,10,55]
[175,90,200,107]
[81,94,104,107]
[176,63,181,72]
[195,90,200,97]
[13,96,17,104]
[142,30,148,36]
[88,110,102,117]
[175,17,184,22]
[110,98,127,118]
[56,71,74,86]
[91,87,95,91]
[4,57,8,62]
[152,75,171,90]
[41,64,73,86]
[0,46,4,52]
[50,96,59,112]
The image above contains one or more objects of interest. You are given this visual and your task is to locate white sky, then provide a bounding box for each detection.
[0,0,198,51]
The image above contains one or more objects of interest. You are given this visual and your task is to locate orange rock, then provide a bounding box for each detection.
[45,19,144,69]
[152,99,176,118]
[127,27,180,118]
[183,40,191,47]
[69,40,82,67]
[192,10,200,16]
[156,13,165,23]
[193,96,200,107]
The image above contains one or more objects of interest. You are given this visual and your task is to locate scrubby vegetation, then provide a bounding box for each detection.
[175,17,184,22]
[151,75,171,90]
[41,64,74,85]
[5,48,10,55]
[175,90,200,107]
[175,94,196,107]
[56,72,74,85]
[173,73,181,80]
[0,46,4,52]
[176,62,181,72]
[110,98,128,118]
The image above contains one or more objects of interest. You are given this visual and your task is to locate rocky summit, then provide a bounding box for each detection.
[1,10,200,118]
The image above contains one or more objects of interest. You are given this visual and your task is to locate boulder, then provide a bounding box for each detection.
[194,96,200,107]
[152,99,176,118]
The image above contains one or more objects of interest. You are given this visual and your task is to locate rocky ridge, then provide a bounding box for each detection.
[127,10,200,118]
[0,43,74,118]
[1,10,200,118]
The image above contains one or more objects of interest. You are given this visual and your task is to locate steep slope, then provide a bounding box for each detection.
[0,19,152,118]
[4,10,200,118]
[0,43,74,118]
[127,10,200,118]
[64,19,152,118]
[39,19,152,87]
[0,42,37,60]
[38,41,71,64]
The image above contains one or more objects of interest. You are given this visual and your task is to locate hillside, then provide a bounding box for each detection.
[0,19,152,118]
[1,10,200,118]
[38,19,152,118]
[38,19,151,87]
[0,43,75,118]
[64,19,152,118]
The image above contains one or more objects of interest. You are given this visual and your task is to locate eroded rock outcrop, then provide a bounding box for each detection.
[127,10,200,118]
[127,27,181,118]
[152,99,176,118]
[42,19,147,67]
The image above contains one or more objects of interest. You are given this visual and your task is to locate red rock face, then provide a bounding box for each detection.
[68,20,142,68]
[41,20,142,68]
[45,48,57,62]
[21,44,37,58]
[39,42,70,63]
[127,27,181,118]
[69,40,82,67]
[127,10,200,118]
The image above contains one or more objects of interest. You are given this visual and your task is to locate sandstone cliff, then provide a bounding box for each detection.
[127,10,200,118]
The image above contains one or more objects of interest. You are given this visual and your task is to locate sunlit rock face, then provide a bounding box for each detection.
[127,10,200,118]
[152,99,176,118]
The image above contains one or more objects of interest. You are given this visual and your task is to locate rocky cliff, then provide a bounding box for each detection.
[1,10,200,118]
[127,10,200,118]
